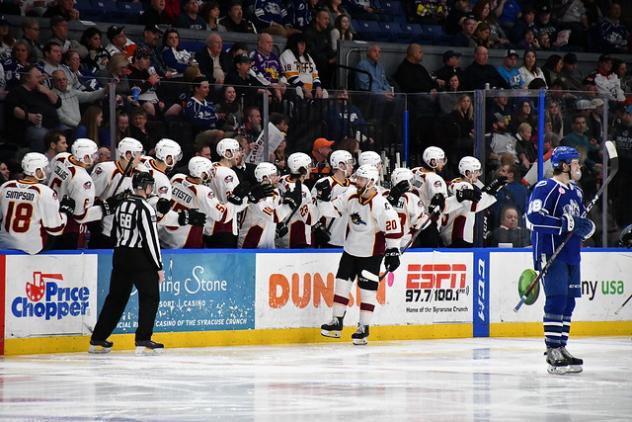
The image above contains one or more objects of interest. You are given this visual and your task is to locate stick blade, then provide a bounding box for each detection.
[360,270,380,282]
[604,140,618,160]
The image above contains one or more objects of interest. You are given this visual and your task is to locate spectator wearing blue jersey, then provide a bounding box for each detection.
[184,77,218,132]
[595,3,629,53]
[251,0,299,37]
[526,146,595,375]
[287,0,318,30]
[496,49,522,89]
[161,29,193,74]
[2,41,30,90]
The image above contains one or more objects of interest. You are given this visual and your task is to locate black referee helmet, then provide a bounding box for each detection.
[132,172,155,191]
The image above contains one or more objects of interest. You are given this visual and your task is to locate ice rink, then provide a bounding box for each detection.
[0,337,630,421]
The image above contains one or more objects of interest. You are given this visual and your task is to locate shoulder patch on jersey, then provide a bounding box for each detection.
[535,180,547,188]
[224,175,234,183]
[433,180,443,188]
[83,181,92,190]
[94,166,103,175]
[159,186,169,194]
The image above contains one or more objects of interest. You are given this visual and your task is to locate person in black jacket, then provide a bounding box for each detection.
[463,46,510,90]
[393,43,438,94]
[303,9,336,88]
[196,32,232,85]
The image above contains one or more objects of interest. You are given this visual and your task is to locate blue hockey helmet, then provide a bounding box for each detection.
[550,146,580,169]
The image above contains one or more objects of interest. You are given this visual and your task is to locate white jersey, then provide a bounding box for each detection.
[384,189,426,248]
[440,178,497,246]
[159,174,238,248]
[91,160,147,237]
[412,167,460,230]
[318,188,402,257]
[0,179,67,254]
[310,175,352,247]
[208,164,240,236]
[238,190,292,249]
[276,175,317,248]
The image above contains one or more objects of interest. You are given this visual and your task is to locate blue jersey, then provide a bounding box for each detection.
[526,178,585,270]
[184,97,217,130]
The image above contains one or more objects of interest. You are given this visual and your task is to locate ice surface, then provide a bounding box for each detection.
[0,337,631,421]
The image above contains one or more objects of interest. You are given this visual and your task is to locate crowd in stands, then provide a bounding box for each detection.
[0,0,631,247]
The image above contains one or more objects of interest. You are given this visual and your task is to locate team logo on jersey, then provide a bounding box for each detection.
[433,180,442,188]
[224,175,234,183]
[159,186,169,194]
[563,200,581,217]
[94,166,103,175]
[11,272,90,320]
[83,181,92,190]
[349,212,367,226]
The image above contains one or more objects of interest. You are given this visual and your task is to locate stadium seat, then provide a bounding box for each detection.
[399,22,422,42]
[354,20,382,41]
[76,0,102,21]
[91,0,119,20]
[419,24,449,43]
[379,0,406,23]
[378,22,399,42]
[117,1,144,24]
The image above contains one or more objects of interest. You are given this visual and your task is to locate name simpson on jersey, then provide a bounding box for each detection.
[5,190,35,201]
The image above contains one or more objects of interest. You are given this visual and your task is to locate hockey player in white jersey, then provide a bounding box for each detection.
[48,138,124,249]
[441,156,507,247]
[0,153,69,254]
[312,149,354,247]
[276,152,318,248]
[357,151,386,192]
[317,164,402,345]
[90,137,146,248]
[384,167,426,248]
[238,162,299,248]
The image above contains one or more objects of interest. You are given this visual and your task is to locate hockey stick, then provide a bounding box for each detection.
[513,141,619,312]
[112,155,135,196]
[614,292,632,315]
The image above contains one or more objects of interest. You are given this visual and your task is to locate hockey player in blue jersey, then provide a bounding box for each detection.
[526,146,596,375]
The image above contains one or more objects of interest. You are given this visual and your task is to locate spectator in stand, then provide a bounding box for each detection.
[542,54,563,87]
[0,161,10,183]
[43,0,80,20]
[393,43,437,94]
[554,0,589,49]
[561,114,600,173]
[495,0,523,31]
[309,137,334,185]
[76,105,105,145]
[197,33,231,85]
[496,49,522,89]
[590,54,625,102]
[51,69,105,130]
[105,26,134,60]
[355,43,393,94]
[177,0,207,30]
[0,15,13,60]
[326,0,354,34]
[437,74,463,114]
[218,0,257,33]
[20,18,42,64]
[509,5,535,45]
[183,77,217,132]
[546,100,564,138]
[558,53,583,91]
[473,22,494,49]
[137,25,172,79]
[434,50,463,88]
[64,49,95,91]
[303,9,336,89]
[511,100,537,133]
[596,3,629,53]
[472,0,510,47]
[216,85,241,131]
[487,206,530,247]
[5,65,61,151]
[439,94,474,166]
[463,46,508,90]
[200,1,221,31]
[129,108,158,152]
[407,0,449,24]
[445,0,472,35]
[611,58,631,93]
[80,27,110,74]
[330,14,353,51]
[3,41,30,90]
[141,0,174,26]
[279,33,325,99]
[49,16,87,58]
[453,14,478,47]
[515,122,535,173]
[113,110,130,146]
[612,103,632,229]
[492,162,529,226]
[225,54,268,107]
[250,0,296,36]
[161,29,192,74]
[487,90,510,125]
[127,47,161,117]
[286,0,317,31]
[38,41,66,83]
[518,49,546,89]
[519,28,540,50]
[534,3,556,41]
[95,53,130,97]
[238,106,262,146]
[42,130,68,161]
[588,98,605,142]
[487,112,517,165]
[250,33,285,103]
[325,89,370,142]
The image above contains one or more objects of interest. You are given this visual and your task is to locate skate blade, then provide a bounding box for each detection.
[135,346,163,356]
[321,329,341,338]
[352,338,368,346]
[88,345,112,354]
[567,365,583,374]
[547,365,570,375]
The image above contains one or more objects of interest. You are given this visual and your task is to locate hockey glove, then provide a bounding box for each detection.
[386,180,410,206]
[283,181,303,210]
[178,209,207,227]
[249,183,275,203]
[428,193,445,215]
[574,216,596,240]
[227,182,251,205]
[314,179,332,201]
[276,223,289,238]
[384,248,401,272]
[456,188,482,203]
[313,221,331,246]
[156,198,172,215]
[482,176,508,195]
[59,196,75,216]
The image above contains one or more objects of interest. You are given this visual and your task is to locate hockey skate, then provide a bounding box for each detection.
[88,339,113,354]
[135,340,164,356]
[321,316,344,338]
[560,347,583,373]
[351,324,369,345]
[546,347,571,375]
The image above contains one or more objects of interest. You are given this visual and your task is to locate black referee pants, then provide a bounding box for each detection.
[92,248,160,342]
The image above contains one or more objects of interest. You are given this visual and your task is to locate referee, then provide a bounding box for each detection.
[89,172,165,355]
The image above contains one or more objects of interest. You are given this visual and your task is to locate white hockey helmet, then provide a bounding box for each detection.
[391,167,414,187]
[358,151,382,167]
[254,162,279,183]
[354,164,379,185]
[117,137,144,160]
[329,150,353,173]
[71,138,98,166]
[287,152,313,175]
[21,152,49,181]
[188,156,214,181]
[458,156,481,178]
[155,138,183,168]
[216,138,241,159]
[422,146,446,169]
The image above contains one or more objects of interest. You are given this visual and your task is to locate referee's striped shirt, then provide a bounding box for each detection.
[112,195,163,270]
